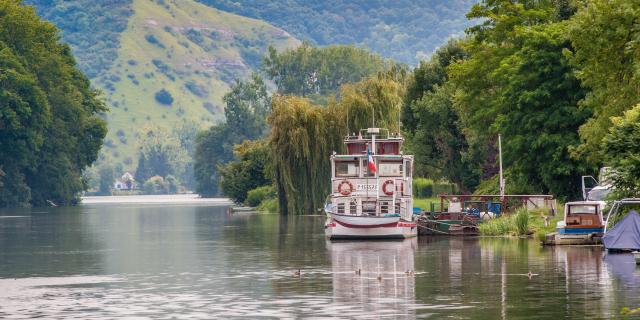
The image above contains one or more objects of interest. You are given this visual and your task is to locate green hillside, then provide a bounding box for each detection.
[102,0,297,169]
[196,0,476,65]
[29,0,299,171]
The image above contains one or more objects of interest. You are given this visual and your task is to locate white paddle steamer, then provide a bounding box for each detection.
[324,128,417,239]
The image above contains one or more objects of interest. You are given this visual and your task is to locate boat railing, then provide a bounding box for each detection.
[604,198,640,232]
[333,197,407,217]
[344,128,403,141]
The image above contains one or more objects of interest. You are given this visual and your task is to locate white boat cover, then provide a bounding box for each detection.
[603,210,640,250]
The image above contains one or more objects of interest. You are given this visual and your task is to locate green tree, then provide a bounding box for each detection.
[401,39,477,190]
[0,0,107,207]
[602,104,640,198]
[268,75,403,214]
[134,125,188,183]
[449,0,592,199]
[97,164,114,196]
[194,74,270,197]
[263,42,389,101]
[568,0,640,164]
[218,140,271,203]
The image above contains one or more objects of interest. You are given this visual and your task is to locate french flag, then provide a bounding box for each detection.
[367,148,377,173]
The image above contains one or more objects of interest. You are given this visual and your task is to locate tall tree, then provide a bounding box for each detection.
[568,0,640,164]
[401,40,477,190]
[602,104,640,198]
[263,42,390,101]
[269,75,403,215]
[0,0,107,206]
[449,0,592,199]
[194,74,270,197]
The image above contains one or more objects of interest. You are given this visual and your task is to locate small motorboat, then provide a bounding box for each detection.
[542,201,604,245]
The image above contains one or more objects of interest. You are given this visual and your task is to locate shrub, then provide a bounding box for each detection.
[257,198,278,213]
[413,178,434,198]
[433,180,456,195]
[155,89,174,105]
[165,175,180,193]
[185,81,208,97]
[143,176,168,194]
[144,34,165,48]
[246,185,275,207]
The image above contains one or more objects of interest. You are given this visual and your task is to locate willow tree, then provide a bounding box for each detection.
[337,76,403,135]
[269,96,342,215]
[269,75,403,215]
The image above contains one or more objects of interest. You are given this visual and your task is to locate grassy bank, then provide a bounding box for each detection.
[478,208,564,238]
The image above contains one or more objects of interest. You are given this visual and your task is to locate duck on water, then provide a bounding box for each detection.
[324,128,417,240]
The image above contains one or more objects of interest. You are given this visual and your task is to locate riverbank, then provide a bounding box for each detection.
[81,194,233,205]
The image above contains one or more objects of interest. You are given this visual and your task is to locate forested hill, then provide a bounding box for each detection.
[196,0,477,65]
[25,0,299,173]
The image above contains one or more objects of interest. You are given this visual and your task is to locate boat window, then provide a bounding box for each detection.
[587,188,610,201]
[362,201,376,215]
[335,161,359,177]
[379,161,403,176]
[568,205,598,215]
[404,160,412,178]
[349,200,357,215]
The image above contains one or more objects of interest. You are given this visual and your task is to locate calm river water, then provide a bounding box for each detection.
[1,196,639,319]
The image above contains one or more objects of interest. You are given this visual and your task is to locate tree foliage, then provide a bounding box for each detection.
[194,74,270,197]
[218,140,271,204]
[263,43,390,101]
[134,125,189,186]
[0,0,107,207]
[446,0,592,200]
[603,104,640,198]
[568,0,640,164]
[268,95,343,215]
[269,75,403,215]
[401,40,477,191]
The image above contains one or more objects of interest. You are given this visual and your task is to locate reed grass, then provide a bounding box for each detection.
[478,208,560,237]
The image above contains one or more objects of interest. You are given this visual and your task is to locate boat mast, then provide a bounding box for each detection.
[499,134,505,201]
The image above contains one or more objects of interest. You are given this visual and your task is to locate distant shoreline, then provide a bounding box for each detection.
[81,194,232,205]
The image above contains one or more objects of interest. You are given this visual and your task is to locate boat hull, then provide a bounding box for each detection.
[542,231,602,246]
[325,216,417,240]
[417,219,479,236]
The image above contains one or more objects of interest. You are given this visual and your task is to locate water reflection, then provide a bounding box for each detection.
[3,204,640,318]
[328,239,417,318]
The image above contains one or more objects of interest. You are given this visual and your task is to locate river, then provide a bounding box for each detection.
[0,195,639,319]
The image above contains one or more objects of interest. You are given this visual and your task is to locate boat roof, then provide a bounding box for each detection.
[333,154,409,159]
[565,201,602,205]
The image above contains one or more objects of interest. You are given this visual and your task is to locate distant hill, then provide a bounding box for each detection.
[27,0,299,170]
[196,0,476,65]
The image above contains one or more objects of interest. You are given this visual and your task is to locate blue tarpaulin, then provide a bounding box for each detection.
[603,210,640,250]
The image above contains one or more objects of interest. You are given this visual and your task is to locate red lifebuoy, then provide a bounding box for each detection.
[338,180,353,196]
[382,180,394,196]
[382,180,404,196]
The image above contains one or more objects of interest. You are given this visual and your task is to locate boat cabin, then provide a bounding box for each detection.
[330,128,413,221]
[558,201,604,235]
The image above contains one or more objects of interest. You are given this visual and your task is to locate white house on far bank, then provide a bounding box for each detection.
[114,172,135,191]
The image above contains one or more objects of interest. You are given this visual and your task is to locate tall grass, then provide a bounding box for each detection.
[513,209,529,235]
[478,208,537,236]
